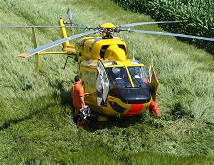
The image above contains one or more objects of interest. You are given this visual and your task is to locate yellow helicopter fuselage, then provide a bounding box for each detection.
[74,36,153,117]
[75,36,128,61]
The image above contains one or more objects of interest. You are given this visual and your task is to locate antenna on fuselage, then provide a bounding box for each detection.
[132,47,135,60]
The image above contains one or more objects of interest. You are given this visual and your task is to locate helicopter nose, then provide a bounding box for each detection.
[125,104,144,116]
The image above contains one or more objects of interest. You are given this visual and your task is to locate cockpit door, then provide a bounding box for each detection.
[149,59,159,101]
[96,59,110,106]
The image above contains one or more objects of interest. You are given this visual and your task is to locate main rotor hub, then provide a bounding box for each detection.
[99,23,117,39]
[99,23,116,29]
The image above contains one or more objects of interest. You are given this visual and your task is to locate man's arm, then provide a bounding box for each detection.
[80,96,85,108]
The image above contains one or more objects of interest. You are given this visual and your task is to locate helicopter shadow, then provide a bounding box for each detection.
[84,114,145,132]
[0,101,55,131]
[51,80,73,109]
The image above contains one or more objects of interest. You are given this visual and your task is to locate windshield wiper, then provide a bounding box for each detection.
[129,74,142,87]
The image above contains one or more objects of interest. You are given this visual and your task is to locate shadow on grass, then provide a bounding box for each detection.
[51,80,72,107]
[84,114,147,132]
[0,102,55,131]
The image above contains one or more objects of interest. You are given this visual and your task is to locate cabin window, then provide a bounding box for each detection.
[90,72,95,87]
[84,71,89,85]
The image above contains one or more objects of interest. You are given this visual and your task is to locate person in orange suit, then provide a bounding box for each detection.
[71,75,87,127]
[71,75,86,112]
[149,99,160,116]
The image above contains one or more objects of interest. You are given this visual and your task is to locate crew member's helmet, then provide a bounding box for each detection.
[112,67,121,75]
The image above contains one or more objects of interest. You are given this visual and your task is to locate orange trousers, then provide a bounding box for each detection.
[149,99,160,116]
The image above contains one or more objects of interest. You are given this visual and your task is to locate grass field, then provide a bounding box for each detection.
[0,0,213,164]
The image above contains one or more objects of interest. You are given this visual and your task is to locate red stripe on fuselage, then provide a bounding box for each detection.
[125,104,144,116]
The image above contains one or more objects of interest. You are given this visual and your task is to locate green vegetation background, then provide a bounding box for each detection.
[112,0,214,54]
[0,0,213,164]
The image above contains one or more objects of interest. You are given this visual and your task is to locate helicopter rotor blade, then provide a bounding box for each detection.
[120,21,184,27]
[18,30,99,58]
[0,25,87,29]
[129,29,214,41]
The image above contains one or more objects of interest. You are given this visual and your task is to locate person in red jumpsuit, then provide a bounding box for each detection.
[149,99,160,116]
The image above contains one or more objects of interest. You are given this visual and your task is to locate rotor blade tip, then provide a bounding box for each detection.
[18,53,29,58]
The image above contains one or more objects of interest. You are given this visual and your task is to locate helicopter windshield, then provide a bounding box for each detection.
[106,67,130,88]
[105,65,149,89]
[105,66,151,104]
[128,66,149,87]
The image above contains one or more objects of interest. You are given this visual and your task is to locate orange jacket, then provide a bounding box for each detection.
[71,82,85,110]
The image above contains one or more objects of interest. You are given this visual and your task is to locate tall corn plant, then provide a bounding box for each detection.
[112,0,214,54]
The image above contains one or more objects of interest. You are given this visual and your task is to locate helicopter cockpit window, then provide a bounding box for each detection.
[105,66,148,89]
[105,67,130,88]
[128,66,149,87]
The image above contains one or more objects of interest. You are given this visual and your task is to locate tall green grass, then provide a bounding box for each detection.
[0,0,214,164]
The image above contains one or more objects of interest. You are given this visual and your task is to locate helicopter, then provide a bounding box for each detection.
[1,9,213,125]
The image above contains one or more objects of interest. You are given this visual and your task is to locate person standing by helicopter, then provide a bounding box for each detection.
[71,75,86,111]
[149,99,160,116]
[71,75,88,126]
